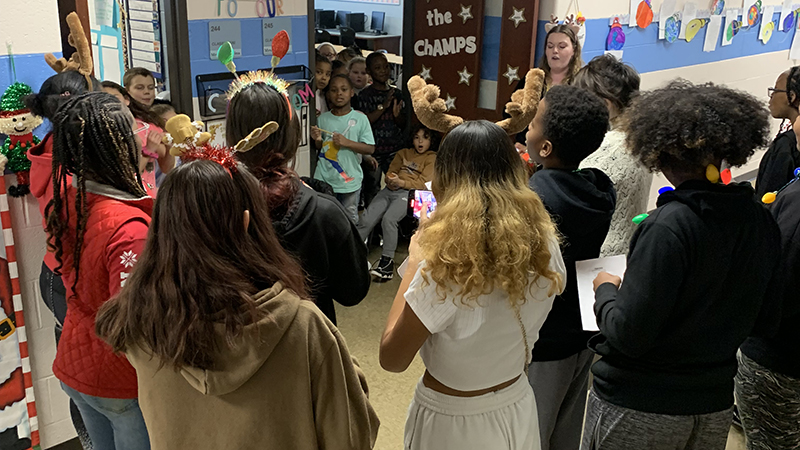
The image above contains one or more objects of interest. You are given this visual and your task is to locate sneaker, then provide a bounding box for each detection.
[370,256,394,280]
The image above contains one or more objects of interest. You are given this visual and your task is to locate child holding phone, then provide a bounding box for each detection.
[357,124,439,280]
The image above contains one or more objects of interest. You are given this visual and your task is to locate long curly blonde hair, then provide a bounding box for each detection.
[419,121,563,306]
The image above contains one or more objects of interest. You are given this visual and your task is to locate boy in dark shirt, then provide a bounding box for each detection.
[356,52,406,207]
[524,85,616,450]
[587,81,782,450]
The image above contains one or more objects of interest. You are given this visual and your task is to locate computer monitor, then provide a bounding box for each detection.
[347,13,365,32]
[317,10,336,29]
[336,10,350,27]
[371,11,385,33]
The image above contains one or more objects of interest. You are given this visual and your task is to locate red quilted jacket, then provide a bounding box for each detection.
[52,181,152,399]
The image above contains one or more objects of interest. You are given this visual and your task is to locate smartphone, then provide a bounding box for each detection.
[410,190,437,219]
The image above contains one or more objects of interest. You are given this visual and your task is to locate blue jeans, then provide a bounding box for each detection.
[336,189,361,223]
[61,383,150,450]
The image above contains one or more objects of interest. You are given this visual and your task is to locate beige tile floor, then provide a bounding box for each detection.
[335,245,748,450]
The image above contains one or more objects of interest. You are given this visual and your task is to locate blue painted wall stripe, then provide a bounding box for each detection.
[535,12,794,75]
[480,16,502,81]
[188,16,309,97]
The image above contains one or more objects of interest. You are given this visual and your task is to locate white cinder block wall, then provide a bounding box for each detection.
[1,0,78,447]
[540,0,799,209]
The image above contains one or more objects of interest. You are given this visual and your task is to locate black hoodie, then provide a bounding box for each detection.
[755,129,800,199]
[273,180,370,325]
[741,178,800,378]
[591,180,782,416]
[529,168,617,361]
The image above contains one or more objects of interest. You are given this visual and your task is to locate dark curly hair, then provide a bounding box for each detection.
[624,80,771,173]
[786,65,800,107]
[542,85,609,166]
[573,54,640,115]
[411,123,441,152]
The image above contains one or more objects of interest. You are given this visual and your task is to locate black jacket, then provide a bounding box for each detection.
[755,130,800,199]
[529,168,616,361]
[273,180,370,324]
[591,180,782,415]
[741,178,800,378]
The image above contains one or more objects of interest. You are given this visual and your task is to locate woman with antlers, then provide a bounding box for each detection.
[380,70,562,449]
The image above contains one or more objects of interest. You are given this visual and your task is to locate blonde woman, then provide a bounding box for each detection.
[380,120,566,450]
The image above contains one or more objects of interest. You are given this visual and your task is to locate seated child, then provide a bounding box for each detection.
[357,124,440,280]
[312,74,375,222]
[525,85,616,450]
[315,53,332,116]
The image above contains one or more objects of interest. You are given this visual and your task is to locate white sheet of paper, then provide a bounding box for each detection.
[101,47,121,83]
[129,9,153,22]
[704,14,723,52]
[131,40,155,52]
[576,255,627,332]
[397,257,409,280]
[659,0,677,39]
[722,9,738,46]
[100,34,117,48]
[131,29,155,42]
[679,2,698,39]
[131,49,156,63]
[129,0,153,11]
[92,45,101,78]
[780,0,793,30]
[132,59,158,73]
[94,0,114,28]
[760,6,775,42]
[129,20,154,32]
[630,0,641,27]
[789,24,800,59]
[605,50,624,60]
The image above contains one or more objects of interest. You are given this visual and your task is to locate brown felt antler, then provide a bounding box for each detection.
[45,12,94,89]
[408,68,545,136]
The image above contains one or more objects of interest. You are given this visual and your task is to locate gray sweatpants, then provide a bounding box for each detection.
[357,188,409,259]
[735,351,800,450]
[527,349,594,450]
[581,390,732,450]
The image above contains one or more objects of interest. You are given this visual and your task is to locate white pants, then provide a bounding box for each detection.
[404,375,540,450]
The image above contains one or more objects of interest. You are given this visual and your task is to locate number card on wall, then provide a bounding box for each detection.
[263,17,293,56]
[209,21,242,59]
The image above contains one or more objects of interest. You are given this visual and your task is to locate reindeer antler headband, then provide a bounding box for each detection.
[45,12,94,90]
[407,68,545,135]
[545,14,582,34]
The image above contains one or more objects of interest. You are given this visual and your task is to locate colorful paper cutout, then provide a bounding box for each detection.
[665,13,680,42]
[784,11,796,31]
[637,0,654,28]
[747,0,762,28]
[761,19,775,43]
[685,18,707,42]
[711,0,725,15]
[607,17,626,50]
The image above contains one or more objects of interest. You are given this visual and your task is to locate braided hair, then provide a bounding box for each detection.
[47,92,147,291]
[787,66,800,108]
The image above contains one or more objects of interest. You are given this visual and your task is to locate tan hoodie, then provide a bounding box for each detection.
[126,283,379,450]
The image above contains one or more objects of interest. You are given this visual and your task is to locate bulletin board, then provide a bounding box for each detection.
[126,0,166,80]
[87,0,126,83]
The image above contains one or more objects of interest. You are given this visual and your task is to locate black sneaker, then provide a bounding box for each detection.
[370,256,394,280]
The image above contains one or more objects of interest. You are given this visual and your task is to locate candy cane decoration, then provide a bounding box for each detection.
[0,175,41,450]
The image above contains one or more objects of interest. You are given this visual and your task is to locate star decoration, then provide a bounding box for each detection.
[445,94,456,111]
[459,4,474,24]
[508,7,527,28]
[503,65,520,85]
[457,66,473,86]
[419,65,432,81]
[120,250,138,268]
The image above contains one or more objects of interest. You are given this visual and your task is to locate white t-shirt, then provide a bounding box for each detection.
[405,238,566,391]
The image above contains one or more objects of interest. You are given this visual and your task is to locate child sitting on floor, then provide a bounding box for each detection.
[357,124,440,279]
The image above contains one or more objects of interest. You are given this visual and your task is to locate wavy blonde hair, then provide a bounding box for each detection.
[419,121,563,306]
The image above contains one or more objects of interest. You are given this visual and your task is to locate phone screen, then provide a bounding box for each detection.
[410,190,437,219]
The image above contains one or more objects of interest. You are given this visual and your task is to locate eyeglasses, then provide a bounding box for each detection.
[131,121,150,137]
[768,88,789,98]
[321,52,336,59]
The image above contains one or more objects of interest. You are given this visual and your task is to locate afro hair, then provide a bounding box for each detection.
[623,80,771,173]
[542,85,609,166]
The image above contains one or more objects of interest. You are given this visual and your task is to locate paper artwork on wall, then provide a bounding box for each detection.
[722,9,740,46]
[629,0,641,27]
[703,14,722,52]
[760,6,775,43]
[780,0,793,31]
[665,13,680,43]
[658,0,677,39]
[680,3,698,39]
[607,17,626,50]
[744,0,762,29]
[685,18,707,42]
[508,7,527,28]
[637,0,654,28]
[711,0,725,16]
[783,9,796,32]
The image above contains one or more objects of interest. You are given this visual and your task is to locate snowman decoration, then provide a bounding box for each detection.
[0,82,43,197]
